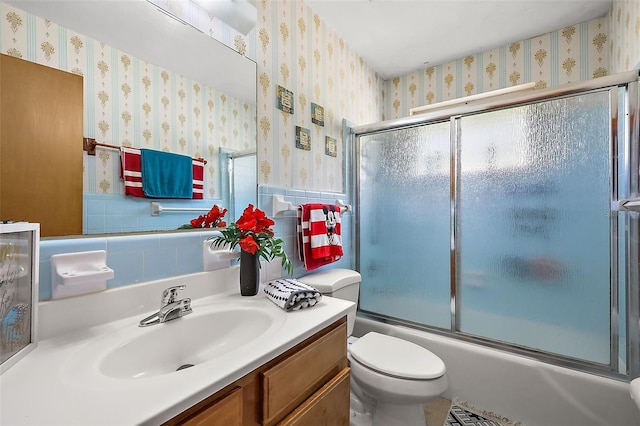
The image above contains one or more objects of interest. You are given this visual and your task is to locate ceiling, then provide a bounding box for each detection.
[304,0,612,80]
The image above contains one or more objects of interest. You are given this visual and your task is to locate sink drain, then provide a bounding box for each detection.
[176,364,195,371]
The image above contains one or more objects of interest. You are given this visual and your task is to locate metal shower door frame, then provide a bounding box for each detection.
[351,70,640,379]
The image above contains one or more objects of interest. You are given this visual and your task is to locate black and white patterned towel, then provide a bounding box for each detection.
[264,279,322,311]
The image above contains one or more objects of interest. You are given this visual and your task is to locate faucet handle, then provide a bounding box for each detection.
[161,285,186,305]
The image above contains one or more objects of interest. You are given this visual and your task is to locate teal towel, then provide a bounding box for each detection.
[140,149,193,198]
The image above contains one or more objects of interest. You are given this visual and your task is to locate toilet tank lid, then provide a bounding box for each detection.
[297,268,361,292]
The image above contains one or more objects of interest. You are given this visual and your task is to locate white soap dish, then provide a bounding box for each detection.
[50,250,114,299]
[203,240,240,271]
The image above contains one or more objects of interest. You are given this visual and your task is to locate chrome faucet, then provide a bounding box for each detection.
[139,285,193,327]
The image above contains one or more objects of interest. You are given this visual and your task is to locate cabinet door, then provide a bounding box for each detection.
[182,387,243,426]
[262,322,346,425]
[278,367,350,426]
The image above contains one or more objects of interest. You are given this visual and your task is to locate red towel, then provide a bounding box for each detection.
[192,158,205,199]
[298,203,342,271]
[120,147,205,199]
[309,203,343,259]
[120,147,144,197]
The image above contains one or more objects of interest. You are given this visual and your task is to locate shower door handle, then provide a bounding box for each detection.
[617,197,640,212]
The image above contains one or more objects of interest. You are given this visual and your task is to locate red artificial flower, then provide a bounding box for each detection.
[187,205,227,228]
[208,203,292,275]
[190,215,205,228]
[236,204,275,235]
[239,235,260,254]
[204,205,227,228]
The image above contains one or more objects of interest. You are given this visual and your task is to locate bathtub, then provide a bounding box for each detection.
[353,316,639,426]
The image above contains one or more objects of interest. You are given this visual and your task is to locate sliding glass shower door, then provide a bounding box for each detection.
[359,122,451,328]
[356,74,639,375]
[456,91,612,364]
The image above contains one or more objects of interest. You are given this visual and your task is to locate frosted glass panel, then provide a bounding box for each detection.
[457,91,611,364]
[359,123,451,328]
[232,154,257,218]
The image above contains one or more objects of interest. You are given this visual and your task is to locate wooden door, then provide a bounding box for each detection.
[0,54,83,237]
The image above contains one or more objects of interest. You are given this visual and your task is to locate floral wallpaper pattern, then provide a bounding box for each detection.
[609,0,640,74]
[383,16,611,120]
[382,1,640,121]
[257,0,640,190]
[0,2,256,199]
[255,0,384,192]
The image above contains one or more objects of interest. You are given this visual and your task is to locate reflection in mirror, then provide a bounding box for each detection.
[223,151,257,221]
[1,0,257,236]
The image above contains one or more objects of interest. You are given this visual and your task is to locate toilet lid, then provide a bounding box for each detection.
[349,332,445,380]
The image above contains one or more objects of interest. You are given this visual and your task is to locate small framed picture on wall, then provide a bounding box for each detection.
[311,103,324,126]
[325,136,337,157]
[276,85,294,114]
[296,126,311,151]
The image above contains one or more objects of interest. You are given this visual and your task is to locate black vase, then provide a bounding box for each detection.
[239,249,260,296]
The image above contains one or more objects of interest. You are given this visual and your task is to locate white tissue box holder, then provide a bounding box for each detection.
[50,250,114,299]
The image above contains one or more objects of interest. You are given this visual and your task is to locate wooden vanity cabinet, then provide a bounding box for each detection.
[163,317,349,426]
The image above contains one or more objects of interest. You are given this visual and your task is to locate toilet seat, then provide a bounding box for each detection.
[349,332,445,380]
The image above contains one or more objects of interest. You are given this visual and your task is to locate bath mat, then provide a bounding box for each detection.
[445,398,525,426]
[446,404,503,426]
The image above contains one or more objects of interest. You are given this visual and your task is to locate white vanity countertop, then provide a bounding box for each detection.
[0,269,354,426]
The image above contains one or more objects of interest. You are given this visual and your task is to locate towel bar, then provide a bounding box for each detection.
[83,137,207,164]
[272,194,351,217]
[151,202,210,216]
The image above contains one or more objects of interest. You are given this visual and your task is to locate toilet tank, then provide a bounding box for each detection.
[298,268,361,336]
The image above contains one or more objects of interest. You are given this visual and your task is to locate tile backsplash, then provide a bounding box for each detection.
[39,231,218,301]
[83,193,222,235]
[39,187,354,302]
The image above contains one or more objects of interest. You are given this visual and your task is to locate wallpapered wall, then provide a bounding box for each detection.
[383,17,609,120]
[254,0,640,190]
[609,0,640,74]
[383,0,640,120]
[255,0,384,192]
[0,2,255,200]
[3,0,637,197]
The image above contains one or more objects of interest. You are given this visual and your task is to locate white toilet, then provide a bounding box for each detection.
[298,268,448,426]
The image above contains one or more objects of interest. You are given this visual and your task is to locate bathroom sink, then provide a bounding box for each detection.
[98,302,286,379]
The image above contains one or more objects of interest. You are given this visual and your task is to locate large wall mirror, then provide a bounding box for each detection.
[2,0,257,237]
